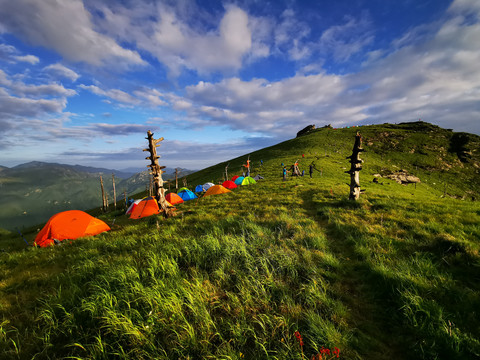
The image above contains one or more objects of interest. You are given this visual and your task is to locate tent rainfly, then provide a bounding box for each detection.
[195,184,204,193]
[204,185,231,197]
[165,192,184,205]
[34,210,110,247]
[203,182,215,191]
[130,197,163,219]
[178,189,198,201]
[222,180,238,190]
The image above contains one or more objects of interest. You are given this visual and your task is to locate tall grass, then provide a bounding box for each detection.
[1,123,479,359]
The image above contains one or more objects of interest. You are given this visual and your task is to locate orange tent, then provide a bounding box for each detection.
[204,185,231,197]
[165,192,184,205]
[130,197,161,219]
[34,210,110,247]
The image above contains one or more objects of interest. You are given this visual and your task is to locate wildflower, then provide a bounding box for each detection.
[294,331,304,346]
[333,347,340,358]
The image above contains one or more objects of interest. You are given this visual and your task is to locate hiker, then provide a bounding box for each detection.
[260,159,263,166]
[243,159,251,177]
[302,170,305,176]
[309,164,314,178]
[282,166,290,181]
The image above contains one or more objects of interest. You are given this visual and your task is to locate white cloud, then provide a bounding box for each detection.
[80,84,170,107]
[0,0,145,68]
[0,70,77,98]
[13,54,39,64]
[43,63,80,82]
[179,2,480,137]
[319,13,374,62]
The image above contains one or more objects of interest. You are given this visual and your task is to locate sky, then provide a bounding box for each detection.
[0,0,479,171]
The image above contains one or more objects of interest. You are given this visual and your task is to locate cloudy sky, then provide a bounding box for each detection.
[0,0,479,171]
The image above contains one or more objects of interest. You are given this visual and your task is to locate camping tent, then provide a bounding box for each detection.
[130,197,161,219]
[234,176,245,185]
[241,176,256,185]
[195,184,204,193]
[231,175,239,181]
[178,187,189,193]
[125,199,141,215]
[203,182,215,191]
[178,189,198,201]
[34,210,110,247]
[222,180,238,190]
[253,175,264,181]
[166,192,184,205]
[204,185,231,197]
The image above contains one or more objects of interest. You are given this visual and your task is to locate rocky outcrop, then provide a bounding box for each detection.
[296,124,315,137]
[384,170,421,185]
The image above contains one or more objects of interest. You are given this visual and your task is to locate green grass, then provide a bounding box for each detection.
[1,122,479,359]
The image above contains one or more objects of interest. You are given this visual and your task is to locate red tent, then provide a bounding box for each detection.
[231,175,239,181]
[222,180,238,190]
[34,210,110,247]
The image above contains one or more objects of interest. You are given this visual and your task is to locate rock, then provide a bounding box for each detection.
[385,171,421,185]
[296,124,316,137]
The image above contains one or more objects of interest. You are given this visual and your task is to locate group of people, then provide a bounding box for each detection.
[282,157,318,181]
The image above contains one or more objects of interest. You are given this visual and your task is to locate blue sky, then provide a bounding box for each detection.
[1,0,479,171]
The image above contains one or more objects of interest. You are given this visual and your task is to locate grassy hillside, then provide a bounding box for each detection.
[0,122,479,359]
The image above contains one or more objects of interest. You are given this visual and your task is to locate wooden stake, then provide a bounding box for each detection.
[112,174,116,210]
[100,176,106,212]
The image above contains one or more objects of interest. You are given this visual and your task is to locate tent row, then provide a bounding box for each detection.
[34,175,263,247]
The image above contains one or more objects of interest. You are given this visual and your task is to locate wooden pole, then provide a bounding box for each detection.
[175,168,179,190]
[225,163,229,181]
[346,132,365,201]
[112,174,117,210]
[144,130,173,217]
[100,176,106,212]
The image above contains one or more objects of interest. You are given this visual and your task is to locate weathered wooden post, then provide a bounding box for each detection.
[100,176,106,212]
[225,163,229,181]
[112,174,117,210]
[144,130,174,217]
[346,132,365,200]
[175,168,179,190]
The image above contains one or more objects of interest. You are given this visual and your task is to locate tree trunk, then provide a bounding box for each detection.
[346,132,365,201]
[144,130,174,217]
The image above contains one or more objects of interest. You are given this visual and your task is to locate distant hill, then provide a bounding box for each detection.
[0,162,194,230]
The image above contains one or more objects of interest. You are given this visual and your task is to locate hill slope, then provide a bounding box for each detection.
[0,122,479,360]
[0,162,194,231]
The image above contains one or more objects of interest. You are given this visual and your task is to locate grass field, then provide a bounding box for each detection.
[1,122,479,359]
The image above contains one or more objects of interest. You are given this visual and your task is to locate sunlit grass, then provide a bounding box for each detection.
[1,124,479,359]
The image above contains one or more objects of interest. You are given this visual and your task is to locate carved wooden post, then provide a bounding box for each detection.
[346,132,365,200]
[112,174,117,210]
[144,130,173,217]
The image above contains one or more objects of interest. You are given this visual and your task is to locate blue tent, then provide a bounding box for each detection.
[195,184,204,193]
[178,189,198,201]
[234,176,245,185]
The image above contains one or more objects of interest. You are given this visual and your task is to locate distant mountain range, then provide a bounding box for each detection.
[0,162,194,230]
